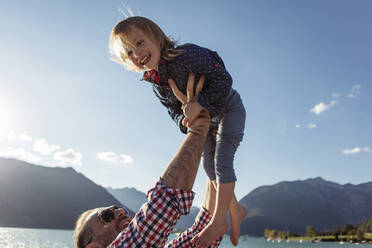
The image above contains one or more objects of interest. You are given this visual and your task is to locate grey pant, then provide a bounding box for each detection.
[202,89,246,183]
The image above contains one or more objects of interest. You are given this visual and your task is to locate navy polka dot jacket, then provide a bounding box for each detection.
[142,43,233,134]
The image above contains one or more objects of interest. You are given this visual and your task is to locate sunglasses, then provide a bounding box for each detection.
[98,205,130,223]
[84,206,130,247]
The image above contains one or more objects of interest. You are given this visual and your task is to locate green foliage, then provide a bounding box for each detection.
[343,224,354,234]
[333,226,341,240]
[306,226,317,237]
[264,229,271,238]
[264,217,372,242]
[356,229,364,240]
[333,226,341,235]
[269,230,278,239]
[365,233,372,239]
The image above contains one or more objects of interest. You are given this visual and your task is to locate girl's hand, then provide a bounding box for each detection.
[168,73,209,134]
[168,73,205,104]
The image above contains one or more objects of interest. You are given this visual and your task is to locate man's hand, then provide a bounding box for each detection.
[183,102,203,126]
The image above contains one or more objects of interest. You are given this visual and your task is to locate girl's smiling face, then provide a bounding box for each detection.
[123,25,161,72]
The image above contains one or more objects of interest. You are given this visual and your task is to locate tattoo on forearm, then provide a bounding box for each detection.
[161,132,207,190]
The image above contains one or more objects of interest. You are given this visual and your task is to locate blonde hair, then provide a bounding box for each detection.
[74,209,96,248]
[109,16,181,72]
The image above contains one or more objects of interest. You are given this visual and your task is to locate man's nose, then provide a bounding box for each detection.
[114,208,126,219]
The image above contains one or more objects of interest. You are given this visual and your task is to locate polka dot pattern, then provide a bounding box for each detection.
[143,44,233,133]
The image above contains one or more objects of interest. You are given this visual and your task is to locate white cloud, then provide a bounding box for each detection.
[347,84,361,98]
[310,100,337,115]
[119,154,134,164]
[0,148,41,164]
[295,124,301,128]
[332,93,340,98]
[19,133,33,142]
[343,146,371,155]
[54,149,82,166]
[97,152,118,163]
[308,123,317,129]
[33,138,60,155]
[97,151,134,165]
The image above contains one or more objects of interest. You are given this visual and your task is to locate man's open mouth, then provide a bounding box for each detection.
[119,217,131,229]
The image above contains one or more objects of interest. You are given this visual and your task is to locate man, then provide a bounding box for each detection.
[74,74,223,248]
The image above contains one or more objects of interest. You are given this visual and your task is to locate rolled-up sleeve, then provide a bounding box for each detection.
[165,208,223,248]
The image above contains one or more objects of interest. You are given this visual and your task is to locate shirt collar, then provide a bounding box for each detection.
[141,59,168,86]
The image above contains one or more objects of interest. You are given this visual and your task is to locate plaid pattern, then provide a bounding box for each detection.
[108,180,194,248]
[165,208,222,248]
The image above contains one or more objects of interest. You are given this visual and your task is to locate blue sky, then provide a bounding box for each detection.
[0,0,371,207]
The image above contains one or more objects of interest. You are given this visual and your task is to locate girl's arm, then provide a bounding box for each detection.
[153,86,188,134]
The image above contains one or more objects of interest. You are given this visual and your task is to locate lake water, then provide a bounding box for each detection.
[0,227,371,248]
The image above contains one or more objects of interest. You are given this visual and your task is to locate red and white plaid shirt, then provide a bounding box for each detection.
[165,208,222,248]
[107,180,222,248]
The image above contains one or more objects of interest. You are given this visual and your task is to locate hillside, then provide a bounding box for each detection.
[240,177,372,236]
[0,157,133,229]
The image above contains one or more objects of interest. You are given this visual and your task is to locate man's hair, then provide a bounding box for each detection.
[74,209,95,248]
[109,16,182,72]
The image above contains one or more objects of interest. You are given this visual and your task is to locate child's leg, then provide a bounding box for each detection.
[201,129,217,182]
[192,182,232,247]
[203,179,216,213]
[195,91,246,247]
[228,189,247,246]
[214,92,246,246]
[193,132,225,247]
[211,180,247,246]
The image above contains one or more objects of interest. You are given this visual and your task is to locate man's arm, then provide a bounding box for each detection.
[160,109,210,191]
[107,74,210,248]
[161,73,210,191]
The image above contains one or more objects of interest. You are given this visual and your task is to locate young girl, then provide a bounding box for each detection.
[109,16,247,247]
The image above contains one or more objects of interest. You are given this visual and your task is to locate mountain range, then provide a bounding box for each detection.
[239,177,372,235]
[1,157,371,236]
[0,157,133,229]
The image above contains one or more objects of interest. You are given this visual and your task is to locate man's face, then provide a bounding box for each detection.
[123,25,161,72]
[84,205,131,248]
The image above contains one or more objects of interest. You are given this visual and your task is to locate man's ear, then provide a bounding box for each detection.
[86,241,103,248]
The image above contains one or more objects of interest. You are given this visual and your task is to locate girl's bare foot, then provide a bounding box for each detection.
[192,216,228,247]
[229,204,247,246]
